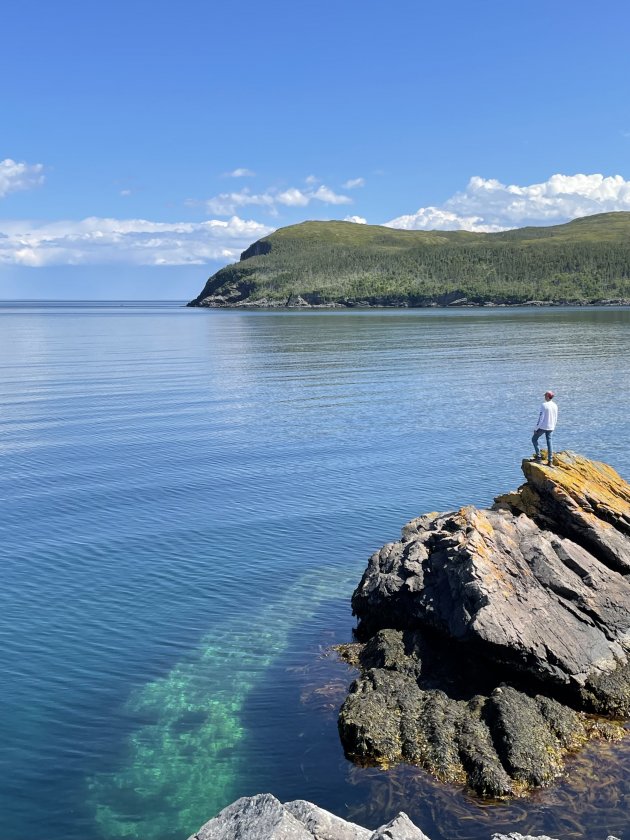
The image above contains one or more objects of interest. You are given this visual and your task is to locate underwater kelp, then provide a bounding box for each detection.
[89,564,356,840]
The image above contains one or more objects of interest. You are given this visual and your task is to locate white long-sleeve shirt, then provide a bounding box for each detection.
[536,400,558,431]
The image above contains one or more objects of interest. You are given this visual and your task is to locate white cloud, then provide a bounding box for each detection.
[343,177,365,189]
[276,188,310,207]
[224,168,255,178]
[305,175,319,185]
[344,215,367,224]
[0,216,274,267]
[0,158,45,198]
[386,173,630,232]
[202,190,277,215]
[311,185,352,205]
[386,206,502,233]
[199,183,352,215]
[120,189,133,197]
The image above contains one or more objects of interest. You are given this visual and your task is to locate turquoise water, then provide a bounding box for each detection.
[1,302,630,840]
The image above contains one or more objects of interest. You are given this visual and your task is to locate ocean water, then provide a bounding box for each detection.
[1,301,629,840]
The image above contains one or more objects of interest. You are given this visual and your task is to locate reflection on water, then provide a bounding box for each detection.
[0,304,629,840]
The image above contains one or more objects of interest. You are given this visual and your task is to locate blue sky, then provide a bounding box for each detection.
[2,0,630,299]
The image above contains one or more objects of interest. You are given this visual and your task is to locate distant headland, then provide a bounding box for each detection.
[188,212,630,309]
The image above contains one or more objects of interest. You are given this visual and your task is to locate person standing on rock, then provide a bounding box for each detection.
[532,390,558,466]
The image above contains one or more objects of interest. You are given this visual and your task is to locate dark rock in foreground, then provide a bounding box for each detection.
[339,452,630,796]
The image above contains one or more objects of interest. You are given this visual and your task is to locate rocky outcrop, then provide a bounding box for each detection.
[186,794,430,840]
[339,452,630,796]
[496,453,630,575]
[240,240,272,260]
[185,794,621,840]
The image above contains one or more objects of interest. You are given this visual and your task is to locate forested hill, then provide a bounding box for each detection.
[188,212,630,308]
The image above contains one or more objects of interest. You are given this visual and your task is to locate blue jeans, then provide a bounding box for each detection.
[532,429,553,462]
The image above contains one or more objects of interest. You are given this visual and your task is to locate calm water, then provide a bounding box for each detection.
[1,302,629,840]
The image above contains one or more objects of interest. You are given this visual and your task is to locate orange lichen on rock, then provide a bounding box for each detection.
[507,451,630,574]
[523,451,630,519]
[342,451,630,797]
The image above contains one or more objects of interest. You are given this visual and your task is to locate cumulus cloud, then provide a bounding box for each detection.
[343,177,365,189]
[386,173,630,232]
[311,185,352,205]
[0,216,274,267]
[224,167,255,178]
[200,183,352,215]
[386,206,502,233]
[344,215,367,224]
[202,190,276,215]
[276,188,310,207]
[0,158,45,198]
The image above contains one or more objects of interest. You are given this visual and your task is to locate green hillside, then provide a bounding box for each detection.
[188,212,630,308]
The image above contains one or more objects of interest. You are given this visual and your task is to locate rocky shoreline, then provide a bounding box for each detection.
[184,453,630,839]
[186,793,621,840]
[188,289,630,309]
[337,452,630,797]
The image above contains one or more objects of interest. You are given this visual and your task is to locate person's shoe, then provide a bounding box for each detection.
[530,456,543,463]
[547,462,553,467]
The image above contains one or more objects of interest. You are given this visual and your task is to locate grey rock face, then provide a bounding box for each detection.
[491,836,621,840]
[187,794,429,840]
[339,453,630,795]
[186,794,599,840]
[285,799,371,840]
[187,794,313,840]
[491,835,560,840]
[369,812,432,839]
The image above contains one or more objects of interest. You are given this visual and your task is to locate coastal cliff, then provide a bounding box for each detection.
[188,213,630,309]
[338,452,630,796]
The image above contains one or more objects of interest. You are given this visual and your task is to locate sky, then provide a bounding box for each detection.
[2,0,630,299]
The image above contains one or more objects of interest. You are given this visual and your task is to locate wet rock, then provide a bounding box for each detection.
[484,686,567,787]
[339,452,630,795]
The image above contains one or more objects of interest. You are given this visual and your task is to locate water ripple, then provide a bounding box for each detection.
[1,304,629,840]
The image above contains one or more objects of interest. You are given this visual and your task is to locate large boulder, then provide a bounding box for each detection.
[339,453,630,795]
[186,793,430,840]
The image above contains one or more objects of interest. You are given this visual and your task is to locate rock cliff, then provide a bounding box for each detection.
[338,452,630,796]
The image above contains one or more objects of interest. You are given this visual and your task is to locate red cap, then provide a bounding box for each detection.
[545,390,555,398]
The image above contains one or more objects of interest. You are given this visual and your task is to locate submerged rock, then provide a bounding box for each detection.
[339,452,630,796]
